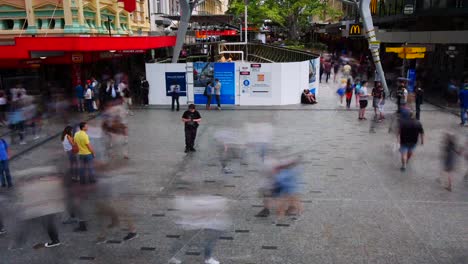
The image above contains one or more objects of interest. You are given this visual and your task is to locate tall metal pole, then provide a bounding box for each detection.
[240,22,243,42]
[358,0,389,96]
[244,4,248,59]
[244,4,248,43]
[172,0,191,63]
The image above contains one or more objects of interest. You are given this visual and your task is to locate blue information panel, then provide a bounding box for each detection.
[194,62,235,105]
[407,69,416,93]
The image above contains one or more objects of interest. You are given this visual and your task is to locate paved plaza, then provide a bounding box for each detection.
[1,81,468,264]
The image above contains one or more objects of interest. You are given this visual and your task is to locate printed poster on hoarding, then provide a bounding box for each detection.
[165,72,187,96]
[193,62,235,105]
[309,58,320,94]
[240,63,272,97]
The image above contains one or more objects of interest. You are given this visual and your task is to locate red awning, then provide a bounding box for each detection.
[0,36,176,59]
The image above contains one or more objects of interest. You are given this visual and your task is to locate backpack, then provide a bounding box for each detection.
[203,86,208,97]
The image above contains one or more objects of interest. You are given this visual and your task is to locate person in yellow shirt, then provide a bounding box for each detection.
[74,122,95,184]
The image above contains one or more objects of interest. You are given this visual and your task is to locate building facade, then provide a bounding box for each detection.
[0,0,175,97]
[371,1,468,98]
[0,0,150,39]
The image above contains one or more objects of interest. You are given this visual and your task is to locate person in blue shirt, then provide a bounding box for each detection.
[0,138,12,187]
[205,81,213,110]
[459,78,468,126]
[75,82,84,112]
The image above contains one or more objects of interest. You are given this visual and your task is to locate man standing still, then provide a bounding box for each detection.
[170,81,180,111]
[214,79,222,110]
[140,76,150,106]
[0,138,12,187]
[75,82,84,112]
[415,83,424,120]
[182,104,201,153]
[398,114,424,171]
[74,122,96,184]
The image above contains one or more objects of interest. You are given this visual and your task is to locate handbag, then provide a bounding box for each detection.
[69,136,79,154]
[92,101,98,110]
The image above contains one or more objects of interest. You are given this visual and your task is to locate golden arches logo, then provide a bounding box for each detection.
[349,24,361,35]
[370,0,378,14]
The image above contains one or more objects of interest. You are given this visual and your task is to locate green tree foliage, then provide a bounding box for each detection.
[227,0,343,40]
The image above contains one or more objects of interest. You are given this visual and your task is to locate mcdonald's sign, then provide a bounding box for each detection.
[370,0,378,14]
[349,24,362,36]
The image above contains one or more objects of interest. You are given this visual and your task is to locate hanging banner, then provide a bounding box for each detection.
[165,72,187,96]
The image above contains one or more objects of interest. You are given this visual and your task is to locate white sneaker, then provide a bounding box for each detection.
[33,135,40,140]
[204,257,220,264]
[19,141,26,145]
[168,257,182,264]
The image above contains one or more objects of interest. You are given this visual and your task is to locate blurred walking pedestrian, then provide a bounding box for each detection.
[214,79,222,110]
[271,158,303,223]
[415,82,424,120]
[91,77,101,110]
[74,122,96,184]
[11,167,65,249]
[371,82,385,121]
[324,61,332,83]
[182,104,201,153]
[8,93,26,145]
[354,78,361,108]
[0,91,7,126]
[169,195,230,264]
[458,78,468,126]
[61,126,78,182]
[342,62,352,80]
[398,113,424,171]
[358,81,369,120]
[345,79,353,109]
[333,61,340,83]
[441,133,459,191]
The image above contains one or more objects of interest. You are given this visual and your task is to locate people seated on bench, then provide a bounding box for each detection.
[301,89,317,104]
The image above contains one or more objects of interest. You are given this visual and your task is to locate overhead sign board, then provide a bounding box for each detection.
[398,53,425,59]
[404,4,414,14]
[369,41,380,50]
[71,53,83,63]
[349,23,362,36]
[386,47,427,53]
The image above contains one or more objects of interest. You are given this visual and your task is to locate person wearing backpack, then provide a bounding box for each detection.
[0,138,12,188]
[205,81,213,110]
